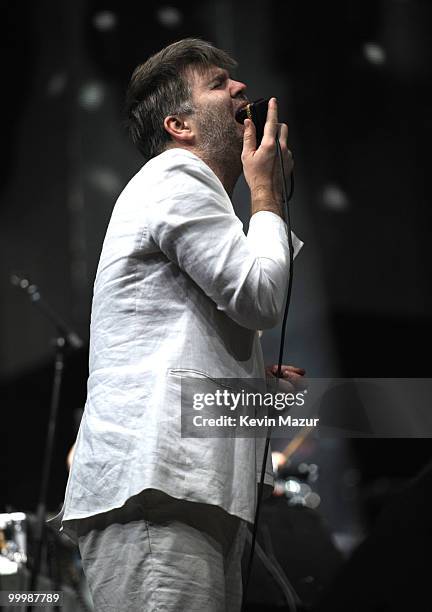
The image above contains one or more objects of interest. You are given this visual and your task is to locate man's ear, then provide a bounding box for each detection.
[163,115,195,145]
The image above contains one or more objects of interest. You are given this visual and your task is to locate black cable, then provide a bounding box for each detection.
[242,136,296,611]
[276,138,295,377]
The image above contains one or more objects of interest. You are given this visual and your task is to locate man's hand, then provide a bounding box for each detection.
[241,97,293,218]
[265,364,306,393]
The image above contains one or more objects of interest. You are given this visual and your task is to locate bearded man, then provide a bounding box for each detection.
[54,38,304,612]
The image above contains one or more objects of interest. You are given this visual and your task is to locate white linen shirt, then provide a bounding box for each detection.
[54,148,303,539]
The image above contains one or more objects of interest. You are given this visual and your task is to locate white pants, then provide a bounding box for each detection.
[77,490,247,612]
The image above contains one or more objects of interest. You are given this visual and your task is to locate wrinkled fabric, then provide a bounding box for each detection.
[51,148,303,540]
[77,489,247,612]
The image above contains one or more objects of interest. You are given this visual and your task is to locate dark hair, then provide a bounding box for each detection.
[125,38,237,161]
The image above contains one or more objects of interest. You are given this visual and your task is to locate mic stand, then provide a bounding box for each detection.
[27,335,65,612]
[10,273,83,612]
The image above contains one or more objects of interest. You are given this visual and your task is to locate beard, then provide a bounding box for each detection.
[193,102,243,171]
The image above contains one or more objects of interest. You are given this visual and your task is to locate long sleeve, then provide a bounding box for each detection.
[146,155,303,330]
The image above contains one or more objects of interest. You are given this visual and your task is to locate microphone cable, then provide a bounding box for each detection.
[242,136,296,611]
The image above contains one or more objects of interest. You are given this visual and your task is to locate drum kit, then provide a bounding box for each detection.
[0,513,27,577]
[0,511,92,612]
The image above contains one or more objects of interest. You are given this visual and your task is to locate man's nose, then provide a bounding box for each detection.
[230,79,247,98]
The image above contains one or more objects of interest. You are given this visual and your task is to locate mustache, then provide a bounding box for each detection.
[235,95,249,107]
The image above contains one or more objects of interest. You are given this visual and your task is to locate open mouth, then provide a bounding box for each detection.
[235,103,250,124]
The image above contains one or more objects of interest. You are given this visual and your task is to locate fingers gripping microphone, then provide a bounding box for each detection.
[235,98,269,146]
[236,97,294,203]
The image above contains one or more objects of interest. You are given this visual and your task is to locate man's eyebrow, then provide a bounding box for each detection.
[208,69,229,83]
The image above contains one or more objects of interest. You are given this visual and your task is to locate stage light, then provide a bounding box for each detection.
[155,6,183,29]
[321,184,350,211]
[363,42,387,65]
[87,167,122,197]
[78,82,105,110]
[92,10,117,32]
[285,479,301,494]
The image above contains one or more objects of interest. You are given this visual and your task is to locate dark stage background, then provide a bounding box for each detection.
[1,1,431,609]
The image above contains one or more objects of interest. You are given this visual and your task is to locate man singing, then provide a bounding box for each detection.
[55,37,304,611]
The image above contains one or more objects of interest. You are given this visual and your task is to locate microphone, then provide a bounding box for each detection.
[235,98,270,146]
